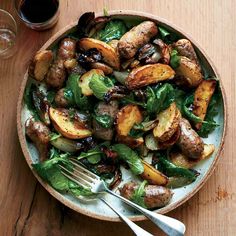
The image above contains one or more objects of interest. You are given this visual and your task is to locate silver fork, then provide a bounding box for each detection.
[59,158,186,236]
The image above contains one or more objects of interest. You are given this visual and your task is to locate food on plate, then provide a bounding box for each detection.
[153,102,180,142]
[24,12,220,209]
[173,39,199,65]
[126,64,175,89]
[49,107,92,139]
[118,21,158,59]
[78,38,120,69]
[193,79,217,129]
[177,118,204,159]
[25,118,50,160]
[120,181,172,208]
[46,38,77,88]
[175,56,203,88]
[29,50,53,81]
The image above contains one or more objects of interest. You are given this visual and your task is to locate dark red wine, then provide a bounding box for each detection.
[19,0,59,23]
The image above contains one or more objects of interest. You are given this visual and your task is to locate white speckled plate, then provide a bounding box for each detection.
[17,10,227,221]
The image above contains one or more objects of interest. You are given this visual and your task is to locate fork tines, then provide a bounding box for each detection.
[59,158,100,189]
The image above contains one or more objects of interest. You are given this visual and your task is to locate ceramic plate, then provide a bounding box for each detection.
[17,10,227,221]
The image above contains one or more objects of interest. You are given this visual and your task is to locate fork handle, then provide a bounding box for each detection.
[100,198,153,236]
[106,189,185,236]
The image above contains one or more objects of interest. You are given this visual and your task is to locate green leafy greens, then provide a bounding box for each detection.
[32,153,92,196]
[93,114,113,128]
[64,73,90,109]
[95,20,127,43]
[170,49,180,69]
[89,74,114,100]
[157,156,197,182]
[198,93,219,137]
[158,26,179,44]
[111,144,144,175]
[130,180,148,208]
[146,83,175,117]
[78,147,102,164]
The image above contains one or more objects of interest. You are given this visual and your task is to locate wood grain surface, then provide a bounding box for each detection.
[0,0,235,235]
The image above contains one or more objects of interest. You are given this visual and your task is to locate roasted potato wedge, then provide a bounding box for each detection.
[118,21,158,59]
[173,39,199,65]
[175,56,203,88]
[193,79,217,129]
[170,151,197,169]
[90,62,113,75]
[170,144,215,168]
[79,69,104,96]
[126,64,175,89]
[140,160,168,186]
[78,38,120,70]
[116,104,143,136]
[117,135,144,148]
[153,103,181,142]
[29,50,53,81]
[201,144,215,160]
[49,107,92,139]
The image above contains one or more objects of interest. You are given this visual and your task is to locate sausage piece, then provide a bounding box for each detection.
[25,118,50,161]
[120,182,172,209]
[46,38,76,88]
[177,118,204,159]
[118,21,158,59]
[55,88,69,107]
[92,101,118,140]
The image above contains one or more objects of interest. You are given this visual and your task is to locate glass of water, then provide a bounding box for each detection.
[0,9,17,59]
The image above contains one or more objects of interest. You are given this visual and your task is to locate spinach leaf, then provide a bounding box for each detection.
[64,88,74,105]
[78,148,102,164]
[129,128,144,138]
[50,132,62,141]
[182,94,203,123]
[24,83,41,120]
[182,94,219,128]
[47,90,56,104]
[158,26,179,44]
[93,114,113,128]
[89,73,114,100]
[95,20,127,43]
[198,93,219,137]
[32,155,72,191]
[170,49,180,69]
[146,86,158,115]
[111,144,144,175]
[174,88,186,110]
[121,93,146,107]
[158,157,197,181]
[130,180,148,208]
[33,152,93,195]
[66,73,90,108]
[146,84,175,116]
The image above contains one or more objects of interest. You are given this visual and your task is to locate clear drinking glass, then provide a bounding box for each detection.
[0,9,17,59]
[15,0,60,31]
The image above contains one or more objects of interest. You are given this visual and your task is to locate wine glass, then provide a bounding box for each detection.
[0,9,17,59]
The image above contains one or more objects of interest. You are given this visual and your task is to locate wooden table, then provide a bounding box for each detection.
[0,0,235,235]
